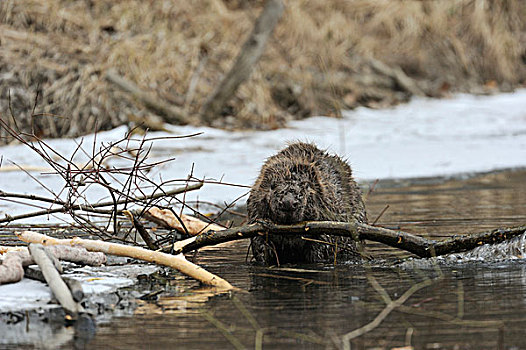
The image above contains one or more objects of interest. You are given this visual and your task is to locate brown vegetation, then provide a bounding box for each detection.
[1,0,525,142]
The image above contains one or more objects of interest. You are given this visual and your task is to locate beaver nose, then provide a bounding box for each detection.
[280,193,297,211]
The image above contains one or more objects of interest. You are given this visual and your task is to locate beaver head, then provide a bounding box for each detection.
[256,161,323,224]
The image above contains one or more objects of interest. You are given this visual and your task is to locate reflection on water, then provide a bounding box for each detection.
[29,171,526,348]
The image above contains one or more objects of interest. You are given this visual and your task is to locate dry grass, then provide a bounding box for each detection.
[0,0,525,142]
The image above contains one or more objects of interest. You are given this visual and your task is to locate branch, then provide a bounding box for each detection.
[172,221,526,258]
[175,221,426,255]
[0,190,66,205]
[0,182,203,224]
[432,225,526,256]
[200,0,284,123]
[123,209,158,250]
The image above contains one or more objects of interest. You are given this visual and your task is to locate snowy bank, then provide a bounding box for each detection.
[0,89,525,218]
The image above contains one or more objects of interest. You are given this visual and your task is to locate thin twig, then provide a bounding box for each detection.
[371,204,390,225]
[0,183,203,224]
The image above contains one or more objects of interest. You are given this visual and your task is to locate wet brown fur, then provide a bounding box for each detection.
[247,142,367,265]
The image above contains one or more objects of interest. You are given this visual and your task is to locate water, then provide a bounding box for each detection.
[83,170,526,350]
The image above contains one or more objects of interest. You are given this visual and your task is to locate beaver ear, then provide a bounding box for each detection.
[260,167,275,187]
[247,190,271,221]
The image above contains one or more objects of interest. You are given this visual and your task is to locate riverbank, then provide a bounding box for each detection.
[1,0,525,142]
[0,89,525,222]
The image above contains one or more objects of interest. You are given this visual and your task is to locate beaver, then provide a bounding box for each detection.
[247,142,367,265]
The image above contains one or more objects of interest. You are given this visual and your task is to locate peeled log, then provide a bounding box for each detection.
[28,244,83,316]
[0,245,106,285]
[16,231,233,290]
[0,252,24,284]
[145,208,224,234]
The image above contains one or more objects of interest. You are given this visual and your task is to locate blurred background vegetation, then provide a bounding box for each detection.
[1,0,525,143]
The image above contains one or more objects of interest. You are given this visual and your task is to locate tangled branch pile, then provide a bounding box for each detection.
[1,0,525,143]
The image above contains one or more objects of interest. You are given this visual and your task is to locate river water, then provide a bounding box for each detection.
[84,169,526,350]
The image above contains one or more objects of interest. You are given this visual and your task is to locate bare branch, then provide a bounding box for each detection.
[173,221,526,259]
[0,182,203,224]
